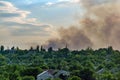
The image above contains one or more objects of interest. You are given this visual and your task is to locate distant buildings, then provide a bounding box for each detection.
[37,70,69,80]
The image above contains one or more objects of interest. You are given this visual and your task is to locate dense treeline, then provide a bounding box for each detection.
[0,45,120,80]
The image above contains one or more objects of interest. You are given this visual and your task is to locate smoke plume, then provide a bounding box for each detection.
[46,27,93,49]
[46,0,120,50]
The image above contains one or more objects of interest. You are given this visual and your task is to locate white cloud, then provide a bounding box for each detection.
[44,0,80,7]
[58,0,80,3]
[0,1,13,7]
[0,1,52,36]
[45,2,55,6]
[0,1,54,48]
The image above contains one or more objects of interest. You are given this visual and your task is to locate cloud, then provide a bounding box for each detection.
[0,12,20,18]
[0,0,52,36]
[0,1,54,48]
[58,0,80,3]
[0,1,13,7]
[44,0,80,7]
[45,2,54,6]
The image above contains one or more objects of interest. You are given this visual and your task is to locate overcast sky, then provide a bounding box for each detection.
[0,0,83,49]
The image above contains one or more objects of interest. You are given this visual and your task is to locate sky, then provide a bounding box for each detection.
[0,0,82,49]
[1,0,119,50]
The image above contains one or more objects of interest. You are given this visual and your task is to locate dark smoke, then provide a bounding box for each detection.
[46,27,93,49]
[46,0,120,50]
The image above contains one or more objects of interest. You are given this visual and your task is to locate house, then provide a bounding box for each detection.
[37,70,54,80]
[37,70,69,80]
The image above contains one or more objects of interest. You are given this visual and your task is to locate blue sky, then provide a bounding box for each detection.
[9,0,83,27]
[0,0,83,48]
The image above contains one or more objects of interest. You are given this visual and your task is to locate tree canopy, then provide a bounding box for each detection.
[0,46,119,80]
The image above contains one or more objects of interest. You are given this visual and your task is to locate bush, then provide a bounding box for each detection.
[68,76,81,80]
[20,67,42,79]
[22,76,35,80]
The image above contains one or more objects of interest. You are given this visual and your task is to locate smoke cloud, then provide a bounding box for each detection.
[46,27,93,49]
[46,0,120,50]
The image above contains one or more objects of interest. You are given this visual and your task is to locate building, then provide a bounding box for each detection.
[37,70,55,80]
[37,70,69,80]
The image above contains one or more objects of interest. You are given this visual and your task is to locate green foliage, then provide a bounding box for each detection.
[79,68,95,80]
[20,67,42,79]
[53,78,62,80]
[68,76,81,80]
[22,76,35,80]
[48,47,53,53]
[0,54,6,66]
[0,45,4,52]
[101,72,116,80]
[0,46,119,80]
[9,71,20,80]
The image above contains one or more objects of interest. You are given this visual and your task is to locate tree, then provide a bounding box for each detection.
[29,46,34,51]
[107,46,113,54]
[101,72,115,80]
[9,71,20,80]
[59,73,68,80]
[79,68,96,80]
[48,47,53,53]
[11,46,15,51]
[40,46,43,51]
[60,47,69,53]
[10,46,15,53]
[22,76,35,80]
[20,67,42,79]
[36,45,39,52]
[53,78,62,80]
[68,76,81,80]
[0,45,4,52]
[71,70,80,77]
[40,46,46,52]
[0,54,6,66]
[16,47,20,51]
